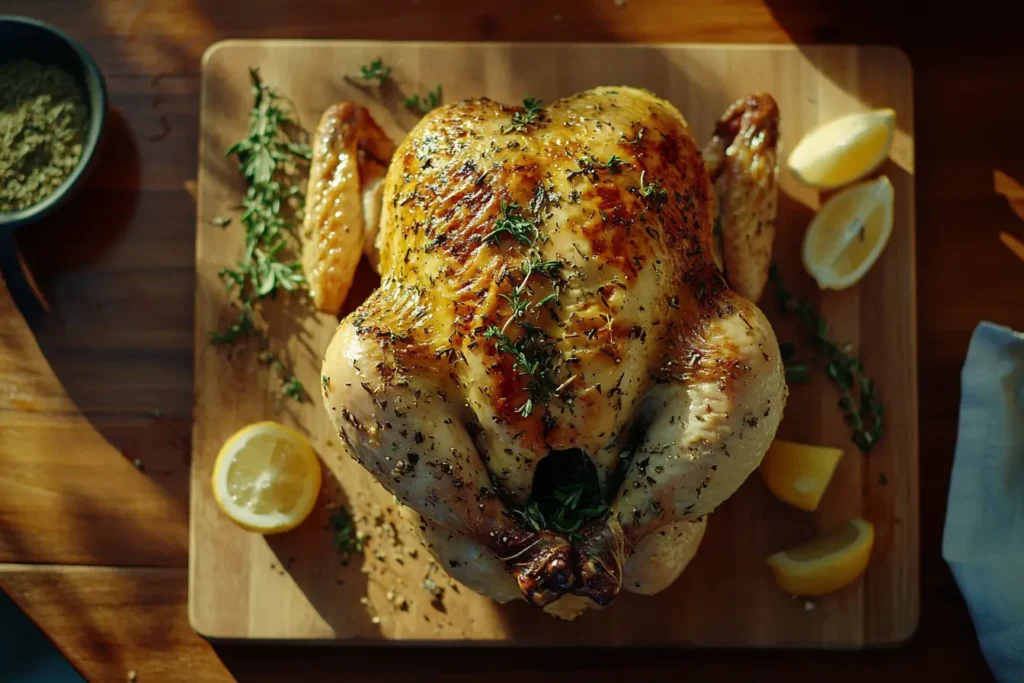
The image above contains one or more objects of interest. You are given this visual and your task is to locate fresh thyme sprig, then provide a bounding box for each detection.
[404,84,442,116]
[567,153,629,180]
[480,196,564,417]
[500,97,545,134]
[769,264,884,452]
[639,170,668,211]
[212,68,311,401]
[357,57,392,86]
[483,201,538,245]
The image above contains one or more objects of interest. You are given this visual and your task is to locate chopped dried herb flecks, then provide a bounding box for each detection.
[211,68,311,402]
[770,265,884,452]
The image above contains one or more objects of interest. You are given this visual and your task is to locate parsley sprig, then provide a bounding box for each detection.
[770,265,884,452]
[211,68,310,401]
[500,97,545,134]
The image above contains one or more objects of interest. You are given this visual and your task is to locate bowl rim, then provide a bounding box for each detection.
[0,15,109,230]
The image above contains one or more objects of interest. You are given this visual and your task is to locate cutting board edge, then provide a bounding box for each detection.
[189,39,919,648]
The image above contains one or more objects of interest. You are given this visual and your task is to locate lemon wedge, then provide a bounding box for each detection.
[767,519,874,597]
[802,176,894,290]
[760,440,844,512]
[212,421,322,534]
[788,109,895,189]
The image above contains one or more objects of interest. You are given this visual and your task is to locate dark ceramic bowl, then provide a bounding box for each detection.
[0,16,107,317]
[0,16,108,228]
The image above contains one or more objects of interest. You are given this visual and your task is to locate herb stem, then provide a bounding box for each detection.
[769,264,884,452]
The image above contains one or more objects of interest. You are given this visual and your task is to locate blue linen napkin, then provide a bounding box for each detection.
[943,321,1024,683]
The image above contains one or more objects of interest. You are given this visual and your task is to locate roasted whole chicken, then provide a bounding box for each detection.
[308,86,786,618]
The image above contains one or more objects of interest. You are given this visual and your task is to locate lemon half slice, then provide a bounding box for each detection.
[760,440,844,512]
[212,421,322,534]
[802,176,894,290]
[767,518,874,597]
[788,109,895,189]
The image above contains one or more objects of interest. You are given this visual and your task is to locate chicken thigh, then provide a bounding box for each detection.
[316,86,786,612]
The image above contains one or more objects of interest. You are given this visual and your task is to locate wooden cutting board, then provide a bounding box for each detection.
[191,40,917,647]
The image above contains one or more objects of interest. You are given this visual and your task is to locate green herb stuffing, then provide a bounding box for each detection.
[510,450,609,536]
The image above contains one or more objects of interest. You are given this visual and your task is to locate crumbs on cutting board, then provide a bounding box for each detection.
[322,483,470,636]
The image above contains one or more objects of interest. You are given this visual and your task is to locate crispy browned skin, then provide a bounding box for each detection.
[302,103,395,314]
[321,87,786,610]
[702,93,780,302]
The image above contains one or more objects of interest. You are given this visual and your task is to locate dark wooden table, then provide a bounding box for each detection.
[1,1,1022,680]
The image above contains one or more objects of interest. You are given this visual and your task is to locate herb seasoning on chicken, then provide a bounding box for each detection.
[309,86,787,618]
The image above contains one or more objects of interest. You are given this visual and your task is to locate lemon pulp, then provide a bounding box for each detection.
[767,518,874,597]
[212,421,322,534]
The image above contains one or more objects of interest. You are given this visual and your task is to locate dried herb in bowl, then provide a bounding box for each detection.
[0,59,87,213]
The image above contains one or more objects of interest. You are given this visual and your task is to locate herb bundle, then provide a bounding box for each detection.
[210,68,311,401]
[769,265,884,452]
[510,450,608,537]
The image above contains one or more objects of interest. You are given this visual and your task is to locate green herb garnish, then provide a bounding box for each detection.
[770,265,884,452]
[404,84,442,116]
[567,153,629,180]
[329,507,363,554]
[357,57,392,85]
[639,170,668,210]
[500,97,545,134]
[483,201,538,246]
[484,324,558,417]
[212,68,311,402]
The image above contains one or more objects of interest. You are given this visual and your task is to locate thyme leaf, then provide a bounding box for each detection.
[211,68,310,402]
[404,84,443,116]
[770,265,884,452]
[500,97,545,134]
[483,201,538,246]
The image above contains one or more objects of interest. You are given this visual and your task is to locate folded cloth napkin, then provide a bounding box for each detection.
[943,321,1024,683]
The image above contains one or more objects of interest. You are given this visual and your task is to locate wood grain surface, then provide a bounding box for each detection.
[0,0,1022,680]
[191,41,917,646]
